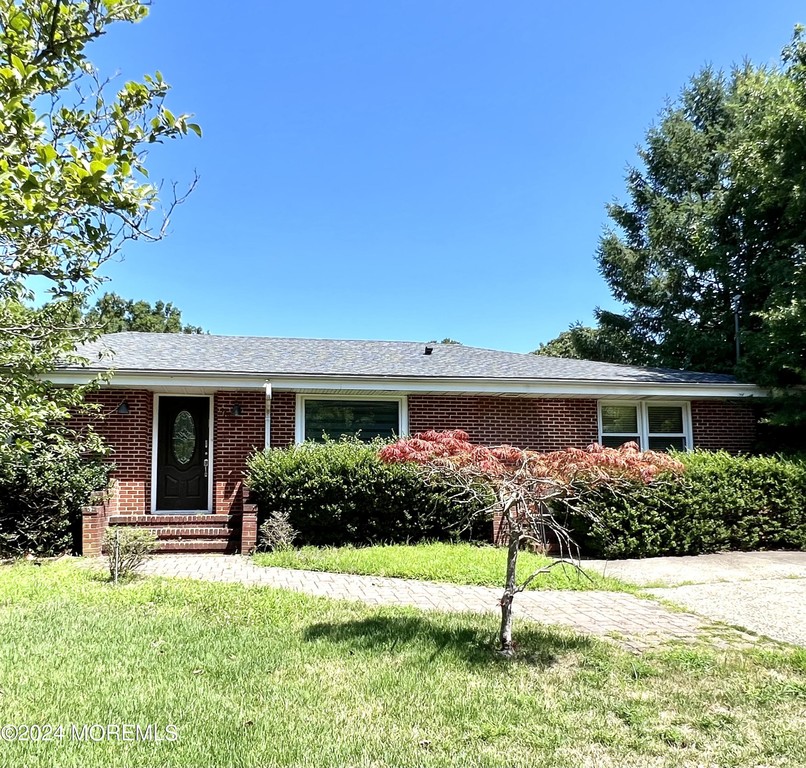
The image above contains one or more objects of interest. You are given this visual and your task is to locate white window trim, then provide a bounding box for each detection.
[598,400,692,451]
[295,394,408,444]
[151,393,214,513]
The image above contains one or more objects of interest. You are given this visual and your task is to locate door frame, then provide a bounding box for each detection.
[150,393,214,513]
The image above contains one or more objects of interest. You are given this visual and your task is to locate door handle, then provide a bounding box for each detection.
[203,458,209,478]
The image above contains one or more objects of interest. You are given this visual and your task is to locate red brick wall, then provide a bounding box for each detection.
[407,395,599,450]
[70,389,153,514]
[691,400,757,454]
[270,391,296,448]
[213,391,266,513]
[410,395,757,453]
[532,398,600,451]
[73,389,269,515]
[80,479,117,556]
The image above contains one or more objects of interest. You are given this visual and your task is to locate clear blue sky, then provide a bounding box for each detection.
[90,1,804,352]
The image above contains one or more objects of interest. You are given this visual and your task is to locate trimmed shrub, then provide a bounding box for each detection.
[572,451,806,558]
[246,439,491,546]
[0,443,110,558]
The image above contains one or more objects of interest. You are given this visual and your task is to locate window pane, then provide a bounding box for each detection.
[172,410,196,465]
[601,435,641,449]
[647,405,684,434]
[601,405,638,434]
[304,400,399,442]
[648,436,687,452]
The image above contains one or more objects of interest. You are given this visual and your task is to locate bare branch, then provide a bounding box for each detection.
[515,559,593,593]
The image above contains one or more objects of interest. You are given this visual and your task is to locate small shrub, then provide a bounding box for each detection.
[246,438,491,546]
[258,510,298,552]
[104,527,157,582]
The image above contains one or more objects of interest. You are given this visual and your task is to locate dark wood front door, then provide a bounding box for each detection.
[156,396,209,511]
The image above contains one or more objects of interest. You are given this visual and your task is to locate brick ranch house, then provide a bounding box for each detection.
[51,332,765,555]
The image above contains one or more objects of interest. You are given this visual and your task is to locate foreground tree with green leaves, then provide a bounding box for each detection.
[0,1,198,459]
[538,29,806,424]
[0,2,198,553]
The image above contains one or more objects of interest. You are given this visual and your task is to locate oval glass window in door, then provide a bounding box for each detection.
[172,410,196,465]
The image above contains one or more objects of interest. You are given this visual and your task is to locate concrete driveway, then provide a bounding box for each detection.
[585,551,806,646]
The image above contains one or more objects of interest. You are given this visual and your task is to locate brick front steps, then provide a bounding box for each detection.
[81,485,259,556]
[106,514,240,554]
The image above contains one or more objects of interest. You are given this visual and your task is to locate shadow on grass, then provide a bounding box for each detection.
[304,614,596,667]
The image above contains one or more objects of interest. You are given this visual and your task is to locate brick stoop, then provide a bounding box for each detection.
[107,514,240,554]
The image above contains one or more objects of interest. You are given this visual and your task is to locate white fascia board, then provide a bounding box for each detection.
[47,370,269,391]
[47,370,767,399]
[268,375,766,399]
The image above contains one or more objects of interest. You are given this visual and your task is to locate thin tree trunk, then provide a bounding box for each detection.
[499,528,520,656]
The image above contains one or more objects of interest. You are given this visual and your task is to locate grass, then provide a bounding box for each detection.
[1,561,804,767]
[253,541,637,592]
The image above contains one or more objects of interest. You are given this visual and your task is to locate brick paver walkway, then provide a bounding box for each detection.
[139,555,704,650]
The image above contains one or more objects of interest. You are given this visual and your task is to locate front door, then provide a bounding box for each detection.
[156,396,210,511]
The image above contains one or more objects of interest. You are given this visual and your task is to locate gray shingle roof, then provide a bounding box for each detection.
[69,332,741,385]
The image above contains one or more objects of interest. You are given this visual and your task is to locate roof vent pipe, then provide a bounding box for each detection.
[424,345,433,355]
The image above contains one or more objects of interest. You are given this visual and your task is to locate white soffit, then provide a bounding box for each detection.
[47,369,766,400]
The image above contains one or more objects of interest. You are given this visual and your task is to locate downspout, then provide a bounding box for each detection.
[264,381,272,449]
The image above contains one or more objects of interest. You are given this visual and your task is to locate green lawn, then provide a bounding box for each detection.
[254,541,635,592]
[1,561,804,767]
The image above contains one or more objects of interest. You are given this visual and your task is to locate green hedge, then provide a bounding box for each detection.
[571,451,806,558]
[247,443,806,557]
[246,439,490,547]
[0,444,110,558]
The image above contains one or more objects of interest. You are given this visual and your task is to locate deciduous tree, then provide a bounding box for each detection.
[0,1,198,457]
[85,292,205,334]
[532,319,638,365]
[380,430,682,655]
